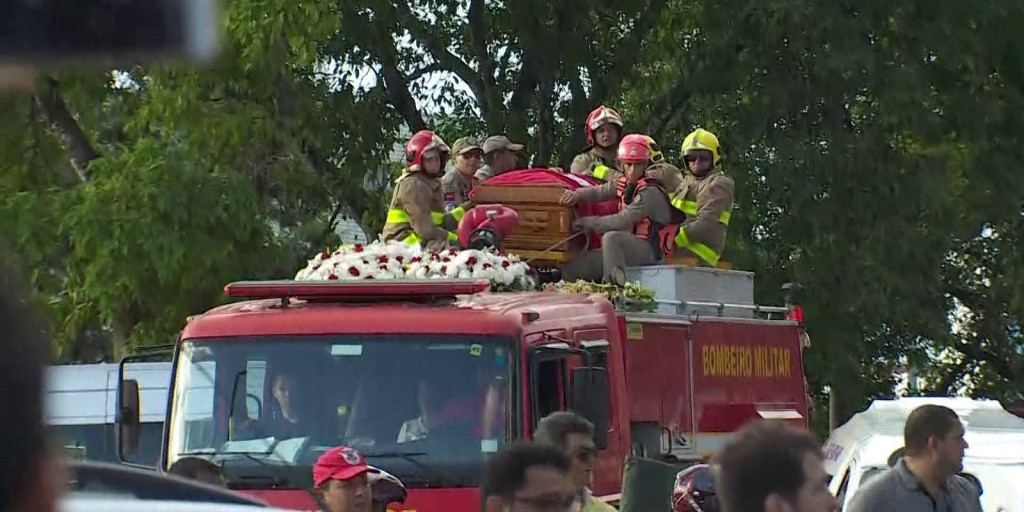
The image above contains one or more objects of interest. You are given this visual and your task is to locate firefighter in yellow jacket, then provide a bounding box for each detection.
[667,128,735,267]
[381,130,472,252]
[559,134,679,282]
[569,105,625,183]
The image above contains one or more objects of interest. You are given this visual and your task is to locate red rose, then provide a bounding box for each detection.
[328,274,339,280]
[353,244,364,252]
[348,266,360,276]
[467,257,478,266]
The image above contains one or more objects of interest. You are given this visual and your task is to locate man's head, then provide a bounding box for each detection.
[481,442,575,512]
[617,134,663,182]
[167,457,225,487]
[405,130,451,176]
[313,446,379,512]
[482,135,524,175]
[533,412,598,492]
[682,128,720,177]
[0,257,60,512]
[716,421,837,512]
[903,404,967,476]
[451,137,483,177]
[585,105,624,149]
[271,370,300,418]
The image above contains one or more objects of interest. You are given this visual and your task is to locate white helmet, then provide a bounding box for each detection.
[368,466,407,506]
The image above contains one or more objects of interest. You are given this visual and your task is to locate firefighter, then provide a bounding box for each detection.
[570,105,625,183]
[559,133,679,282]
[441,136,483,207]
[475,135,525,182]
[669,128,735,267]
[381,130,471,252]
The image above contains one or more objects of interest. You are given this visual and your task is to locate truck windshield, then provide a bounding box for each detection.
[167,334,514,489]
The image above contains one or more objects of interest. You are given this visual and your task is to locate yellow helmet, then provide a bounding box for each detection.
[644,135,665,163]
[681,128,720,165]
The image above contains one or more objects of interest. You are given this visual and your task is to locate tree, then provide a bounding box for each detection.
[616,0,1024,426]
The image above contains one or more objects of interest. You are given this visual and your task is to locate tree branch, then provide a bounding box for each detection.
[535,77,556,166]
[407,63,443,82]
[946,284,1024,384]
[589,0,670,103]
[467,0,497,93]
[395,4,487,107]
[642,79,694,137]
[378,61,428,132]
[33,76,98,183]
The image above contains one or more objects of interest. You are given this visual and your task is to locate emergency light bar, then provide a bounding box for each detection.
[223,279,491,300]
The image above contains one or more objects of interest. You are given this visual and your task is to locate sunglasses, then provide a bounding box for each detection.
[684,153,712,163]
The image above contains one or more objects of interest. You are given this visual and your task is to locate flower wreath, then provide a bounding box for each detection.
[294,241,538,291]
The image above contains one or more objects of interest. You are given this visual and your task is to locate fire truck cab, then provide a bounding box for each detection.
[115,264,810,511]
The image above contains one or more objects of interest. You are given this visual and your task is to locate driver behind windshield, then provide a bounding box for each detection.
[242,368,313,440]
[268,370,312,438]
[397,379,448,443]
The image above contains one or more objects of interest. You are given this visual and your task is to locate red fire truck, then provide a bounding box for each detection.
[116,264,810,511]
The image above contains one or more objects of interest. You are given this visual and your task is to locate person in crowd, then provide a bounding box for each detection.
[442,136,483,208]
[560,133,678,282]
[570,105,625,183]
[475,135,525,182]
[533,412,616,512]
[313,446,378,512]
[481,441,577,512]
[666,128,735,267]
[846,404,981,512]
[167,456,226,487]
[716,420,839,512]
[368,467,407,512]
[382,130,472,251]
[0,257,63,512]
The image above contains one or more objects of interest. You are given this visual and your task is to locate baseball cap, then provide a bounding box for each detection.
[451,136,483,155]
[313,446,378,487]
[482,135,524,154]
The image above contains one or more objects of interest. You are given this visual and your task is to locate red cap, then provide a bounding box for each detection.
[313,446,378,487]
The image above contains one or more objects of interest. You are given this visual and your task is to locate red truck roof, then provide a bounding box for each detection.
[182,289,616,341]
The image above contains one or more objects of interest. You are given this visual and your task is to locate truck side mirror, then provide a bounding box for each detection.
[570,367,610,450]
[117,378,141,458]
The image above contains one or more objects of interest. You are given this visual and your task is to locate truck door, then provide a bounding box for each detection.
[574,330,626,500]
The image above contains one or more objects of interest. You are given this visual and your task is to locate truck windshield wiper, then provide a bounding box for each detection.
[364,452,462,487]
[178,449,273,467]
[179,450,291,488]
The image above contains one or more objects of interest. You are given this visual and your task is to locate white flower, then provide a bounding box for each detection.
[293,240,537,291]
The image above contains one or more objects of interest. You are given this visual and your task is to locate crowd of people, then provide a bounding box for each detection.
[381,105,736,282]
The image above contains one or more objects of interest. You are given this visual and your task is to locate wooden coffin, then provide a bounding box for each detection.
[470,183,584,266]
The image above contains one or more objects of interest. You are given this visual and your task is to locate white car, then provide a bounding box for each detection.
[63,499,293,512]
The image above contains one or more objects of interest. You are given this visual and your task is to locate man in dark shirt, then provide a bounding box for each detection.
[846,404,982,512]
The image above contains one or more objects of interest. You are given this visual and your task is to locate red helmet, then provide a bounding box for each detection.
[585,106,624,146]
[672,464,719,512]
[405,130,450,173]
[617,133,663,163]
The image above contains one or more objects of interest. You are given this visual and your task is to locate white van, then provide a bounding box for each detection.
[824,397,1024,512]
[46,362,172,467]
